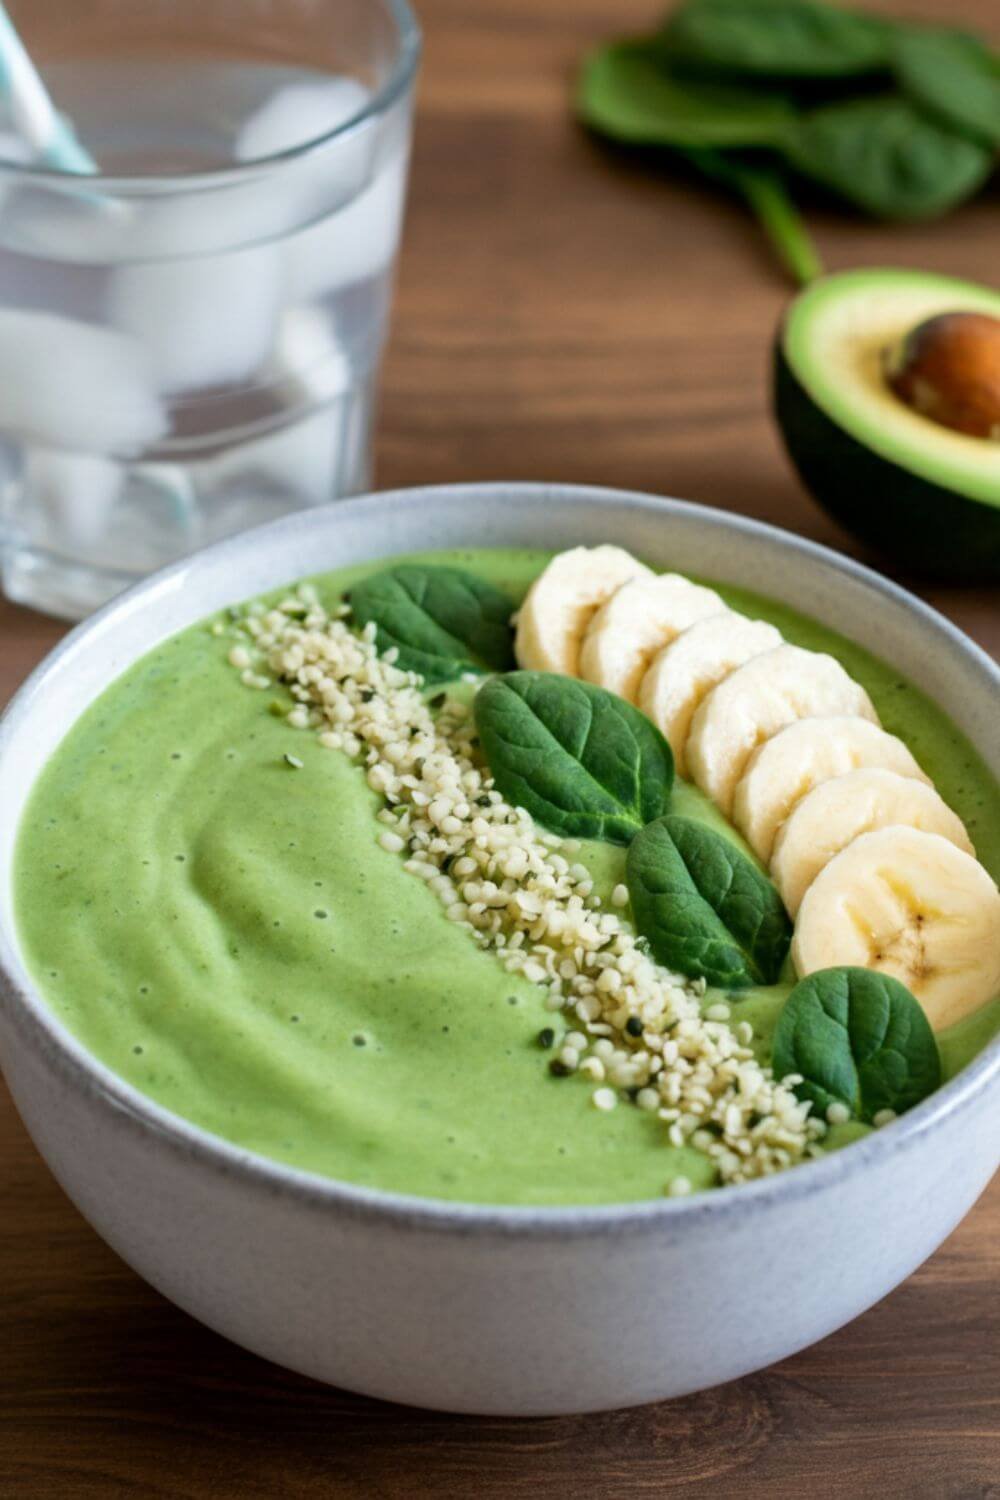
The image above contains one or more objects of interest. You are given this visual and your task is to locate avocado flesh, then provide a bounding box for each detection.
[775,268,1000,579]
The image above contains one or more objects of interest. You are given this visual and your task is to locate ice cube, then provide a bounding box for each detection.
[202,308,357,509]
[287,147,409,299]
[106,243,284,395]
[0,310,166,452]
[242,408,341,501]
[236,76,370,164]
[202,402,358,521]
[269,304,354,397]
[239,77,412,298]
[236,77,379,236]
[24,449,122,547]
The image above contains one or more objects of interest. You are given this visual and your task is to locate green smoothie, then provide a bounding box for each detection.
[13,549,1000,1205]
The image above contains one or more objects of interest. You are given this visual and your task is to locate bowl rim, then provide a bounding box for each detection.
[1,480,998,1238]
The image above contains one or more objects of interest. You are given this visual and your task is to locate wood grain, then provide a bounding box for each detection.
[1,0,998,1494]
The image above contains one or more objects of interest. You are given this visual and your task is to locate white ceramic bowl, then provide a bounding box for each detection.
[1,483,998,1415]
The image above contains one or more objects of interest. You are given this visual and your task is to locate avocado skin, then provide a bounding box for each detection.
[773,342,1000,582]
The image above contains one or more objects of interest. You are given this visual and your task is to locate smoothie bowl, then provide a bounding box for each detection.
[1,482,998,1414]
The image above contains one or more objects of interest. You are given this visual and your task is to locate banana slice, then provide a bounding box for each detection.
[792,826,1000,1031]
[578,573,728,702]
[774,768,975,916]
[514,545,650,676]
[686,644,879,817]
[732,715,932,864]
[638,613,782,774]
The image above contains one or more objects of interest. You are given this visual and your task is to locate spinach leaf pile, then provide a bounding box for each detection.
[773,967,941,1121]
[577,0,999,283]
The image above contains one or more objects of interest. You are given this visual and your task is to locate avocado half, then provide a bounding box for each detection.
[774,268,1000,580]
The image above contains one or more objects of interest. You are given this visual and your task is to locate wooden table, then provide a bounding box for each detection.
[2,1,998,1493]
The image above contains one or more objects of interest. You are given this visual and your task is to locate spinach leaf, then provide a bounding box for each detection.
[683,148,823,284]
[349,564,516,683]
[573,3,998,284]
[576,34,823,285]
[772,967,941,1122]
[577,39,796,147]
[474,672,673,844]
[893,28,1000,150]
[626,815,791,986]
[661,0,891,80]
[786,95,995,220]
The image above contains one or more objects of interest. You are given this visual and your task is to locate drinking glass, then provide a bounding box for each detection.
[0,0,420,618]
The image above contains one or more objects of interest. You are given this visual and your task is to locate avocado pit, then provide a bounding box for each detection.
[885,311,1000,441]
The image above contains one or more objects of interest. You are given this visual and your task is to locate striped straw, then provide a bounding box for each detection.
[0,3,97,173]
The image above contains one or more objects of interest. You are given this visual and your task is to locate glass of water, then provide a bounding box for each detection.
[0,0,420,619]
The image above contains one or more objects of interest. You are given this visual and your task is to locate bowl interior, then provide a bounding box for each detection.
[1,481,998,1213]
